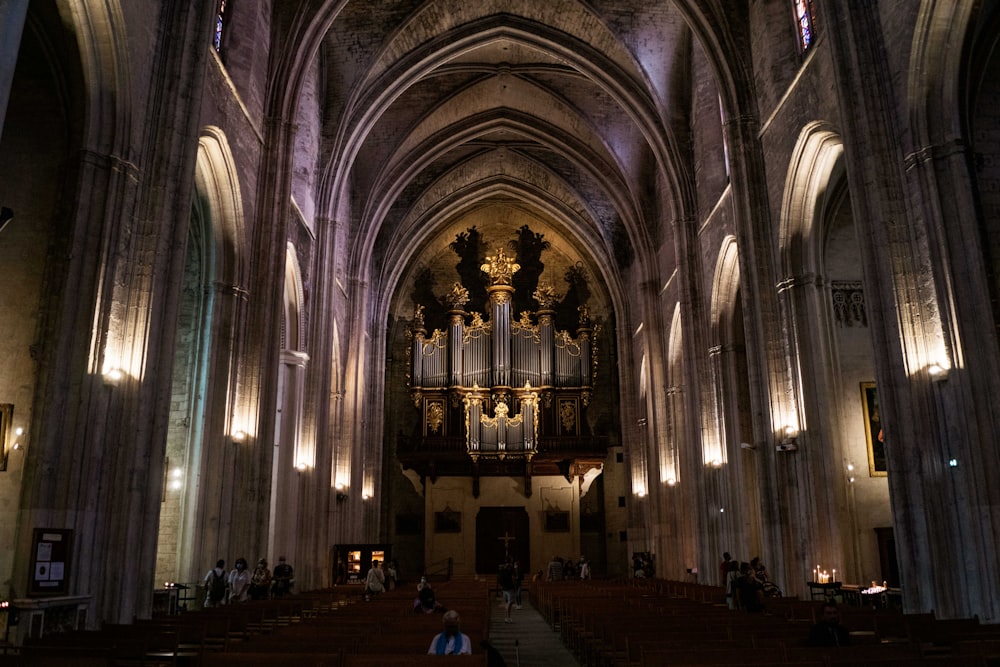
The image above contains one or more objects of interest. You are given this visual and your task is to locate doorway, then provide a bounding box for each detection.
[476,507,529,575]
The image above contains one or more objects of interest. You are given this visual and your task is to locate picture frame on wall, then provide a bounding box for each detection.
[861,382,887,476]
[545,510,570,532]
[434,509,462,533]
[29,528,72,596]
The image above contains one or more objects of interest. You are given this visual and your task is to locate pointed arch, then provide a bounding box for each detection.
[778,122,844,280]
[196,126,247,287]
[166,127,249,580]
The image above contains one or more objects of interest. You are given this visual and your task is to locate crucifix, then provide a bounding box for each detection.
[498,531,516,559]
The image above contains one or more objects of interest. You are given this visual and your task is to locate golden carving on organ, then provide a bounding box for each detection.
[481,247,520,285]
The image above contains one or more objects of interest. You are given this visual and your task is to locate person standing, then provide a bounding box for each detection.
[498,560,516,623]
[203,559,227,608]
[272,556,293,597]
[364,559,385,601]
[719,552,733,587]
[227,557,251,604]
[428,610,472,655]
[512,560,524,608]
[546,555,563,581]
[578,556,591,580]
[249,558,272,600]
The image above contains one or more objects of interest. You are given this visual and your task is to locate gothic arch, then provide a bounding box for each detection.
[59,0,132,156]
[282,243,307,352]
[707,235,760,559]
[777,121,894,586]
[779,122,844,280]
[171,128,251,579]
[196,127,248,288]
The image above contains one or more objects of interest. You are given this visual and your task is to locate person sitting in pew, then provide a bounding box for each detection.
[414,576,445,613]
[428,609,472,655]
[808,601,851,646]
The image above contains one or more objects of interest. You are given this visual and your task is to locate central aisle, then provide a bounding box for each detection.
[486,590,580,667]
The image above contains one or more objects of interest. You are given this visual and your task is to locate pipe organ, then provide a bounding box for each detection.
[405,248,602,488]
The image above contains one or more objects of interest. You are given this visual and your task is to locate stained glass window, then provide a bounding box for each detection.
[793,0,816,52]
[214,0,228,53]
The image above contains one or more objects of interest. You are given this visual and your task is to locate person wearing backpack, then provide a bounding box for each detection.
[203,559,227,608]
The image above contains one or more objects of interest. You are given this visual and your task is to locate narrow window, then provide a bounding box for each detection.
[214,0,229,53]
[719,95,730,180]
[792,0,816,52]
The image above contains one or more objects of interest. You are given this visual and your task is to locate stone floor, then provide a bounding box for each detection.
[485,591,580,667]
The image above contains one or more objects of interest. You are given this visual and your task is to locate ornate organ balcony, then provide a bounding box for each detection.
[402,248,606,494]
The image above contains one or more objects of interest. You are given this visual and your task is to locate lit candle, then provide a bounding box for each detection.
[832,569,836,582]
[813,568,817,582]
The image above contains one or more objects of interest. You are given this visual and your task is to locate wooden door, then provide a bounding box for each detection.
[476,506,530,575]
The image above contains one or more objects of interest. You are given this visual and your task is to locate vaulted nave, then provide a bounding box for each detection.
[1,0,1000,644]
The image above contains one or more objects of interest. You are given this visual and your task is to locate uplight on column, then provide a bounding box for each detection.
[103,367,125,385]
[776,425,798,452]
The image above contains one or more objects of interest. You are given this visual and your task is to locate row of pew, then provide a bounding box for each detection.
[532,577,1000,667]
[1,577,494,666]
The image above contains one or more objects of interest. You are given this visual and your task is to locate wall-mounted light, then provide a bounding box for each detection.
[928,363,949,381]
[295,462,308,472]
[776,425,798,452]
[103,367,125,385]
[12,426,23,450]
[636,490,646,498]
[362,492,372,500]
[169,467,183,491]
[666,477,676,487]
[710,458,722,468]
[231,430,247,443]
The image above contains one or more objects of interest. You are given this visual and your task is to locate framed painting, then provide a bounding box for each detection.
[545,510,570,532]
[434,509,462,533]
[861,382,886,476]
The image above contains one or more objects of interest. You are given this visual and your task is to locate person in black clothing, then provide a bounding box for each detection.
[414,577,444,613]
[735,561,765,612]
[808,602,851,646]
[203,559,227,608]
[272,556,293,597]
[498,561,516,623]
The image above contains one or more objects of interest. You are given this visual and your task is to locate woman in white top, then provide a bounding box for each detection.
[227,557,251,603]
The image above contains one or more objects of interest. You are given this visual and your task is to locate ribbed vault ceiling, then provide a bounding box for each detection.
[310,0,699,321]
